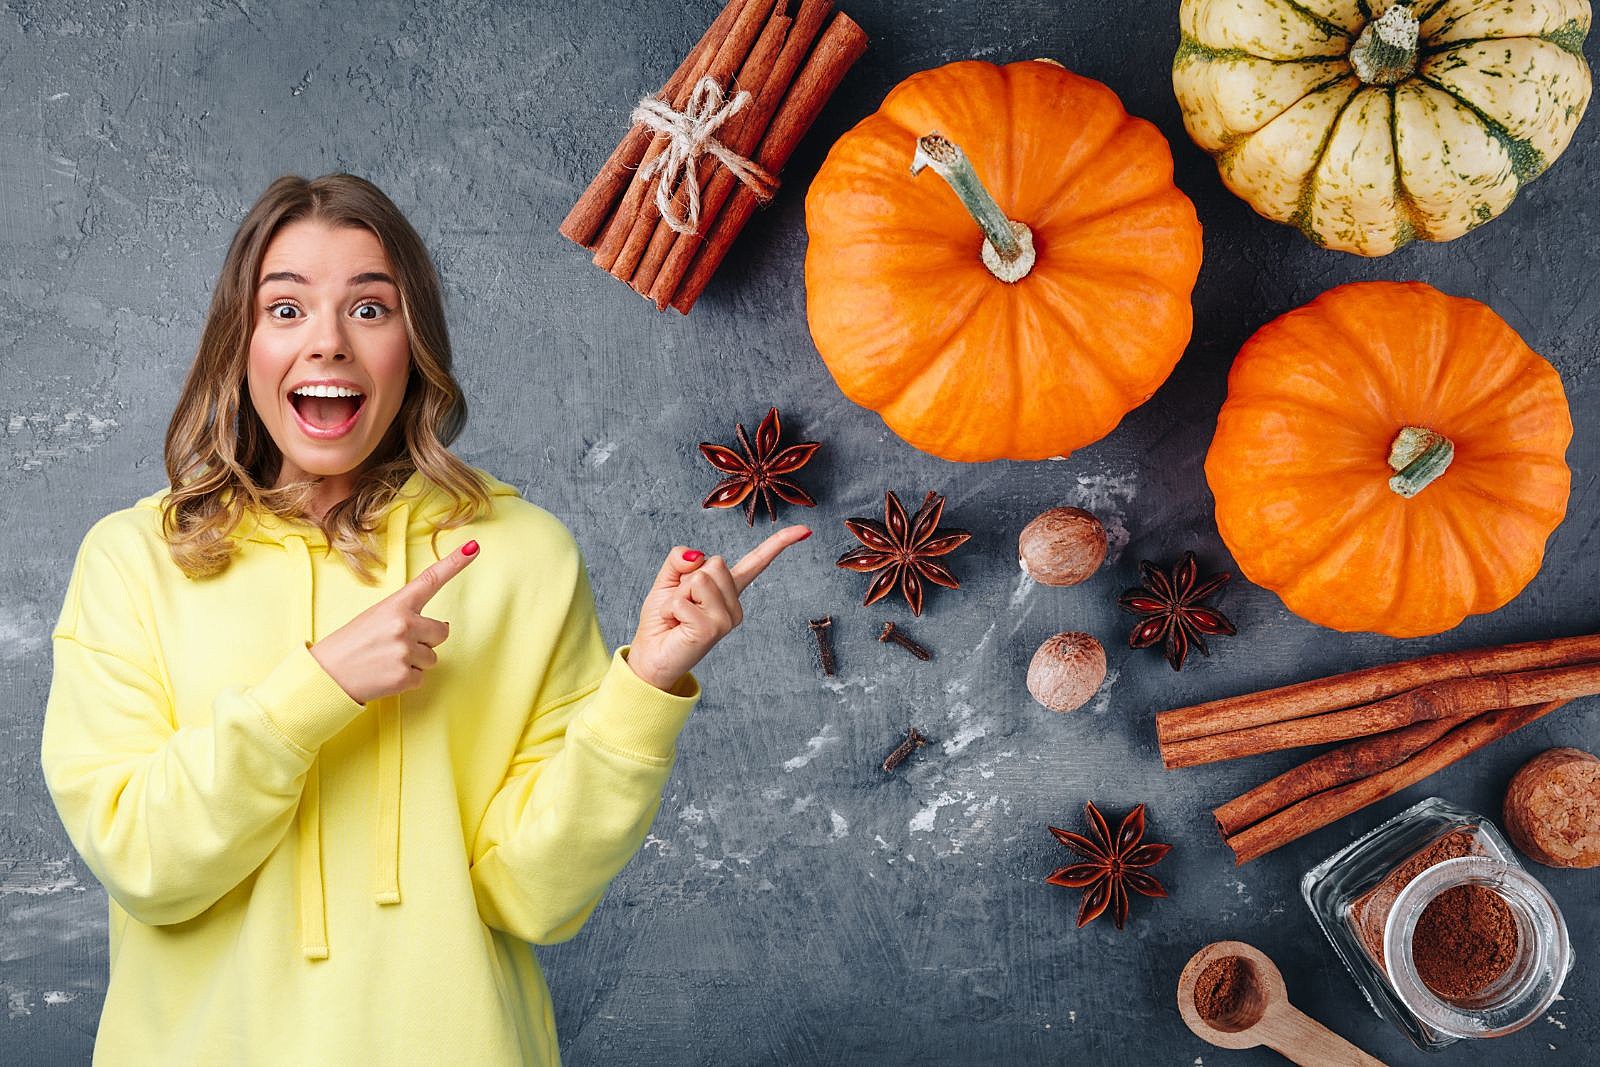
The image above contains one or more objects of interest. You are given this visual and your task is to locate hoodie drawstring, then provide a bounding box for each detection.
[287,499,410,961]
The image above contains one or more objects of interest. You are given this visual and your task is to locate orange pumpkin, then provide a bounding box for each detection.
[804,59,1203,462]
[1206,281,1572,638]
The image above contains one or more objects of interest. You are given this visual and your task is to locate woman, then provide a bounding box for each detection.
[39,173,809,1065]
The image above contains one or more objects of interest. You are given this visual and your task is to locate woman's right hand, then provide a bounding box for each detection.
[309,540,481,706]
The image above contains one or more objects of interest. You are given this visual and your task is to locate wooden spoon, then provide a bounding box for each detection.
[1176,940,1388,1066]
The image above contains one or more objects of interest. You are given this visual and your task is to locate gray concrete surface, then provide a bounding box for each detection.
[2,1,1596,1064]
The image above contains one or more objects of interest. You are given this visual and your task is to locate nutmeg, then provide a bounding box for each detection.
[1018,507,1107,586]
[1026,632,1106,713]
[1503,747,1600,868]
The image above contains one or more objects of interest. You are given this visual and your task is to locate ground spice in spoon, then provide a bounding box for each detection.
[1194,955,1250,1025]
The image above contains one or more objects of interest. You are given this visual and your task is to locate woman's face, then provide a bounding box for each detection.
[246,219,410,498]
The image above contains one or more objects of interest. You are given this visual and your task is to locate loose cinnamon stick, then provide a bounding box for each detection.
[1162,661,1600,769]
[558,0,747,249]
[1156,630,1600,745]
[1213,715,1459,838]
[668,10,868,314]
[629,7,793,295]
[636,0,834,303]
[1220,699,1573,865]
[598,0,779,278]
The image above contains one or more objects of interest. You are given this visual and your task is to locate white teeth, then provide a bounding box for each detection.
[291,384,364,398]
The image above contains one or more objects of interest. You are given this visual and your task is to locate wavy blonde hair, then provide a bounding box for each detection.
[159,173,494,583]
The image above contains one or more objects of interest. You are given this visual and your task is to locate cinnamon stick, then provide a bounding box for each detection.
[1162,661,1600,769]
[629,7,793,295]
[668,10,868,314]
[558,0,747,249]
[1156,630,1600,745]
[1212,715,1459,838]
[597,0,779,278]
[1220,699,1573,865]
[637,0,834,303]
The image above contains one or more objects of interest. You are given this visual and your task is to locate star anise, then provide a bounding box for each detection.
[836,490,971,617]
[1117,551,1236,671]
[1046,801,1171,930]
[698,407,821,526]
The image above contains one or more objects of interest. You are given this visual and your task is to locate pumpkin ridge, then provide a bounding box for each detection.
[1420,27,1589,59]
[1174,32,1350,66]
[880,284,1009,409]
[1281,497,1405,629]
[1231,390,1390,438]
[1275,0,1357,41]
[1446,471,1570,531]
[835,281,995,408]
[1262,483,1392,595]
[1386,84,1432,243]
[1288,284,1424,403]
[1014,112,1135,227]
[1024,269,1173,399]
[1414,70,1545,181]
[1288,81,1365,242]
[1431,492,1534,616]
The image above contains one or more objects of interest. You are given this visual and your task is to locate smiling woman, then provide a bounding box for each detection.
[248,221,409,517]
[160,174,494,582]
[39,171,803,1066]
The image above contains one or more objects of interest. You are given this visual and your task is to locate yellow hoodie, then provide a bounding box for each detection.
[40,465,701,1065]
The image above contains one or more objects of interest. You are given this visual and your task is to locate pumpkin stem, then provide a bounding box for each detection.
[911,133,1036,284]
[1350,3,1419,85]
[1387,426,1454,498]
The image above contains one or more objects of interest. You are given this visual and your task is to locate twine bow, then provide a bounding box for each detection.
[630,75,779,235]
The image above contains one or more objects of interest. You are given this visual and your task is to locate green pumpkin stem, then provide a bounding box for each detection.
[1387,426,1454,498]
[1350,3,1419,85]
[911,133,1036,283]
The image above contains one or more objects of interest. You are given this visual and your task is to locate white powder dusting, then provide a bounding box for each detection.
[909,792,961,834]
[1069,471,1139,562]
[581,439,618,468]
[829,810,849,839]
[782,725,840,772]
[0,858,83,895]
[1008,571,1036,611]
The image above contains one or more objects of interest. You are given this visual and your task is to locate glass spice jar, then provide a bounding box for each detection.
[1301,796,1573,1051]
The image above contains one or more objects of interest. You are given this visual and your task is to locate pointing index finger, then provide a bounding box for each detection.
[396,542,478,610]
[730,525,811,594]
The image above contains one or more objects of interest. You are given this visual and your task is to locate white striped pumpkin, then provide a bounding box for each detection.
[1173,0,1593,255]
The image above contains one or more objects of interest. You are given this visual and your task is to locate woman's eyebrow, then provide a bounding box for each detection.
[258,270,397,286]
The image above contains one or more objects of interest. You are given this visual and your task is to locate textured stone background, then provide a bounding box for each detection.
[2,1,1597,1064]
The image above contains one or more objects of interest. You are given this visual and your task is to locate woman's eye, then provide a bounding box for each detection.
[263,301,389,320]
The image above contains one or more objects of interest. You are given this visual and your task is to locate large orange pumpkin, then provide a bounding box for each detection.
[804,59,1204,462]
[1207,281,1572,638]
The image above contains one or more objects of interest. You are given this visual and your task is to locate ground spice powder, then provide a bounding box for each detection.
[1349,827,1520,1001]
[1194,956,1249,1024]
[1412,884,1518,999]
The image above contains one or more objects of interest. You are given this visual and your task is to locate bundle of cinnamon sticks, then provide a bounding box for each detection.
[558,0,867,313]
[1154,632,1600,865]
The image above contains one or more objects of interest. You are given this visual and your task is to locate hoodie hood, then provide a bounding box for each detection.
[136,466,521,959]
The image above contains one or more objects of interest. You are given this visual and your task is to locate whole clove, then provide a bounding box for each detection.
[882,725,928,773]
[879,621,932,661]
[808,615,837,676]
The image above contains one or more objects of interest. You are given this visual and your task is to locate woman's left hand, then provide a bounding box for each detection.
[625,524,813,693]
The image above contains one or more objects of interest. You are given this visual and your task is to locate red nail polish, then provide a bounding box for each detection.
[462,540,479,556]
[799,529,813,540]
[683,549,704,562]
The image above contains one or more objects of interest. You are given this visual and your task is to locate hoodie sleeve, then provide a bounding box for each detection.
[469,533,700,945]
[39,522,368,927]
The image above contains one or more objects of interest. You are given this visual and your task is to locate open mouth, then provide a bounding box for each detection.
[289,392,367,435]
